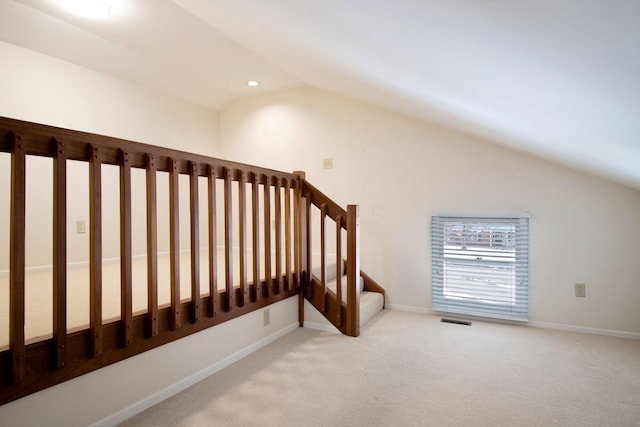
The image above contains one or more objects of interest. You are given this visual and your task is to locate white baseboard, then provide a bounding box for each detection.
[529,320,640,341]
[90,321,299,427]
[386,305,640,340]
[385,304,432,314]
[303,322,340,334]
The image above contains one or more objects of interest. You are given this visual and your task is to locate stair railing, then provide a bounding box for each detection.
[296,174,361,337]
[0,117,302,405]
[0,116,372,406]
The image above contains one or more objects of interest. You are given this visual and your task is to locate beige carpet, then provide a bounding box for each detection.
[119,310,640,427]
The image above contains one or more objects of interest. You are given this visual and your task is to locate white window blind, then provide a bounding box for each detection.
[431,214,529,321]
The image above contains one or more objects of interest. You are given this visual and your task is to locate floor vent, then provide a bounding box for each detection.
[441,318,472,326]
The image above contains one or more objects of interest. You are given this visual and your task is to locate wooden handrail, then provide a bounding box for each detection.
[0,117,300,405]
[0,116,378,406]
[298,179,361,337]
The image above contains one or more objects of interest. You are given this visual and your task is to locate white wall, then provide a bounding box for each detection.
[0,42,299,425]
[219,87,640,336]
[0,40,220,270]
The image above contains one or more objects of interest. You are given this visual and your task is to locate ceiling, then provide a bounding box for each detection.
[2,0,639,189]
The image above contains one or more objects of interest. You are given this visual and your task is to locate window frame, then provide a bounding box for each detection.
[431,212,530,322]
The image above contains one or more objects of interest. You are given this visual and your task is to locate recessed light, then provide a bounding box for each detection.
[58,0,111,19]
[246,80,260,87]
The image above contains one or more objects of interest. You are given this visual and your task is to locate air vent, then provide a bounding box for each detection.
[441,318,472,326]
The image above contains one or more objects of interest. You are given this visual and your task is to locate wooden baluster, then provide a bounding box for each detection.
[207,165,218,317]
[284,179,292,292]
[274,178,282,295]
[320,203,327,312]
[224,167,233,311]
[189,162,201,322]
[251,173,260,301]
[293,173,306,328]
[9,133,26,382]
[145,154,158,338]
[89,145,103,354]
[292,176,301,290]
[298,192,307,326]
[263,176,272,298]
[119,149,133,346]
[304,191,312,297]
[168,158,181,330]
[335,215,343,327]
[238,171,247,306]
[52,138,67,368]
[346,205,360,337]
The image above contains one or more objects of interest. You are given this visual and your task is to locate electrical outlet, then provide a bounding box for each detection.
[323,158,333,169]
[76,220,86,234]
[575,283,586,298]
[263,309,270,326]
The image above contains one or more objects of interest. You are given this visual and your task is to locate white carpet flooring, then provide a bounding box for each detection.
[119,310,640,427]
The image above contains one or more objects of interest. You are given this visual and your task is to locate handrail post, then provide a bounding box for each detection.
[10,133,26,382]
[53,138,68,367]
[346,204,360,337]
[293,171,306,327]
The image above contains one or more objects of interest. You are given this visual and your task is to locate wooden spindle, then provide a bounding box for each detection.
[145,154,158,337]
[223,167,233,311]
[346,204,360,337]
[89,145,103,354]
[168,158,181,329]
[304,191,312,297]
[320,203,327,312]
[293,172,305,328]
[274,179,282,295]
[207,165,218,317]
[263,176,272,298]
[335,215,343,327]
[238,171,247,306]
[189,162,201,322]
[52,138,67,368]
[9,133,26,382]
[284,179,292,291]
[292,176,302,291]
[119,149,133,346]
[251,173,261,301]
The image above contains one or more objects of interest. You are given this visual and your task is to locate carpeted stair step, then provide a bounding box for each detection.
[309,263,384,328]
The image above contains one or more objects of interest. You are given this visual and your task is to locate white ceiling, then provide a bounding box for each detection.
[2,0,639,189]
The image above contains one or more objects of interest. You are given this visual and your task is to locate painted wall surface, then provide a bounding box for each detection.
[0,41,219,270]
[219,87,640,335]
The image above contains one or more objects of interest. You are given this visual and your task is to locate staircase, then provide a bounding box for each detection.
[306,262,385,331]
[297,178,385,335]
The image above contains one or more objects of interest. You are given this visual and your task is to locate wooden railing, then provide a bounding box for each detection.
[0,116,377,406]
[298,178,361,337]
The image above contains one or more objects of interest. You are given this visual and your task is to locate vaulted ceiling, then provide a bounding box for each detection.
[2,0,639,189]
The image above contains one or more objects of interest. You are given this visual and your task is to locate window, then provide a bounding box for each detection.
[431,214,529,321]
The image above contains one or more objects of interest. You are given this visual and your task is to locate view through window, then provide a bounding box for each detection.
[431,215,529,321]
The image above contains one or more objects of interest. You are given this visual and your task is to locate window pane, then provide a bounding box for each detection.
[432,215,529,321]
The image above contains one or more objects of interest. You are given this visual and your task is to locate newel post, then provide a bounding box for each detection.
[293,171,307,327]
[346,204,360,337]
